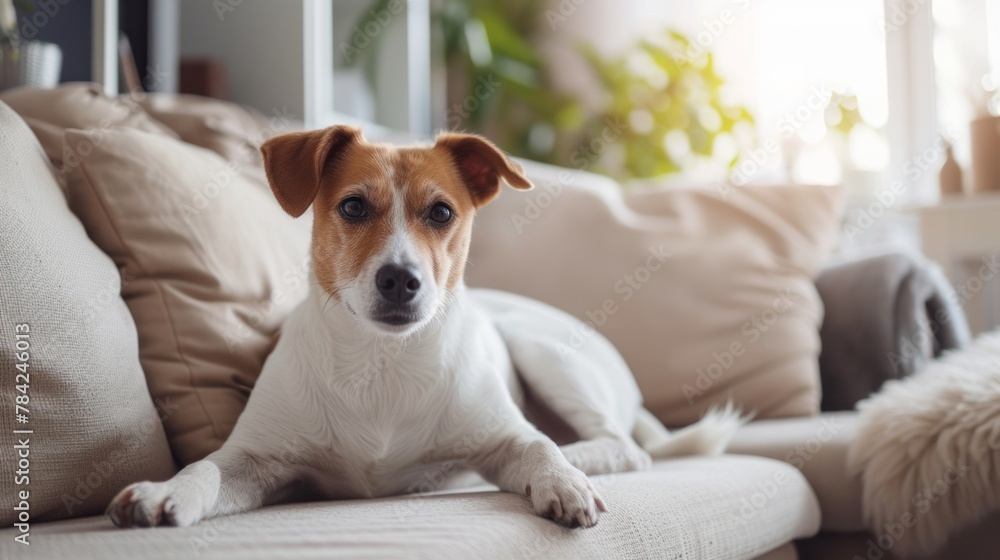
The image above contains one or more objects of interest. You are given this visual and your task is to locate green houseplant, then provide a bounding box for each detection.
[575,31,753,180]
[350,0,753,183]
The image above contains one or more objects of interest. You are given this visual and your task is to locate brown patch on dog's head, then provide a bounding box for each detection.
[261,125,362,218]
[260,127,532,334]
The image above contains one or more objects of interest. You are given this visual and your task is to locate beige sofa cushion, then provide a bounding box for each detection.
[0,101,175,525]
[0,83,176,164]
[730,412,864,532]
[468,163,844,426]
[0,456,820,559]
[63,127,312,465]
[137,93,303,200]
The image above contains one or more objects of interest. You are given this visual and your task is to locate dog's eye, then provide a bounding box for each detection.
[428,202,453,225]
[339,197,367,220]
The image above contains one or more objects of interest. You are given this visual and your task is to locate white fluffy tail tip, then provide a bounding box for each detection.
[646,403,750,459]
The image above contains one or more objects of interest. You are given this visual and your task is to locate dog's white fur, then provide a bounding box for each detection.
[108,131,742,530]
[848,329,1000,557]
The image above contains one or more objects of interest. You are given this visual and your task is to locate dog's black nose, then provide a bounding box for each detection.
[375,264,422,303]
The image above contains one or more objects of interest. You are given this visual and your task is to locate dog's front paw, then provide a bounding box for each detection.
[526,468,607,528]
[107,481,203,528]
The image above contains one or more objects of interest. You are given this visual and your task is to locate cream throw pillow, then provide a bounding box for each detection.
[467,166,844,425]
[0,101,174,525]
[0,83,177,164]
[139,93,298,164]
[64,127,312,465]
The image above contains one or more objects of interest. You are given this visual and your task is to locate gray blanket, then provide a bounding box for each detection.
[816,251,972,410]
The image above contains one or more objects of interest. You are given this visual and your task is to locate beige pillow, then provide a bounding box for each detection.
[467,165,844,426]
[138,93,303,196]
[139,93,298,163]
[0,83,176,164]
[0,101,175,525]
[64,127,312,465]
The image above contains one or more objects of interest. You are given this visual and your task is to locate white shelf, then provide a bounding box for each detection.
[919,193,1000,335]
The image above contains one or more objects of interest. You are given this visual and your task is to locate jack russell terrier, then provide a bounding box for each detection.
[108,126,741,530]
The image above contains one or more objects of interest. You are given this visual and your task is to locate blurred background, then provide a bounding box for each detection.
[4,0,1000,332]
[4,0,996,194]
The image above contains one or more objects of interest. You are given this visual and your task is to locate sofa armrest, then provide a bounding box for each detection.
[815,250,971,410]
[729,412,864,533]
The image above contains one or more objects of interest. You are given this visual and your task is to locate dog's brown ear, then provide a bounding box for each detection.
[261,125,361,217]
[435,133,533,207]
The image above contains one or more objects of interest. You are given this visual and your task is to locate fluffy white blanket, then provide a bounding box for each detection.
[848,329,1000,557]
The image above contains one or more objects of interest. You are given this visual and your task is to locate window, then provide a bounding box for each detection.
[747,0,890,187]
[932,0,992,174]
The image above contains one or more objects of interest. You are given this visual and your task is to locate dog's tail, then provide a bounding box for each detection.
[633,402,748,458]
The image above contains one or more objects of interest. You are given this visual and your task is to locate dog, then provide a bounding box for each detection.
[107,126,742,530]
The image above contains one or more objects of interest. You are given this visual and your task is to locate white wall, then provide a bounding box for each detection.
[178,0,306,119]
[332,0,427,133]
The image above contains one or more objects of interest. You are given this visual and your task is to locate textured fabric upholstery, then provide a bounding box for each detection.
[0,101,174,526]
[815,251,971,410]
[468,159,845,427]
[730,412,864,532]
[62,127,312,465]
[0,456,819,560]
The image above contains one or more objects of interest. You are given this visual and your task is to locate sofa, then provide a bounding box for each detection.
[0,87,996,560]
